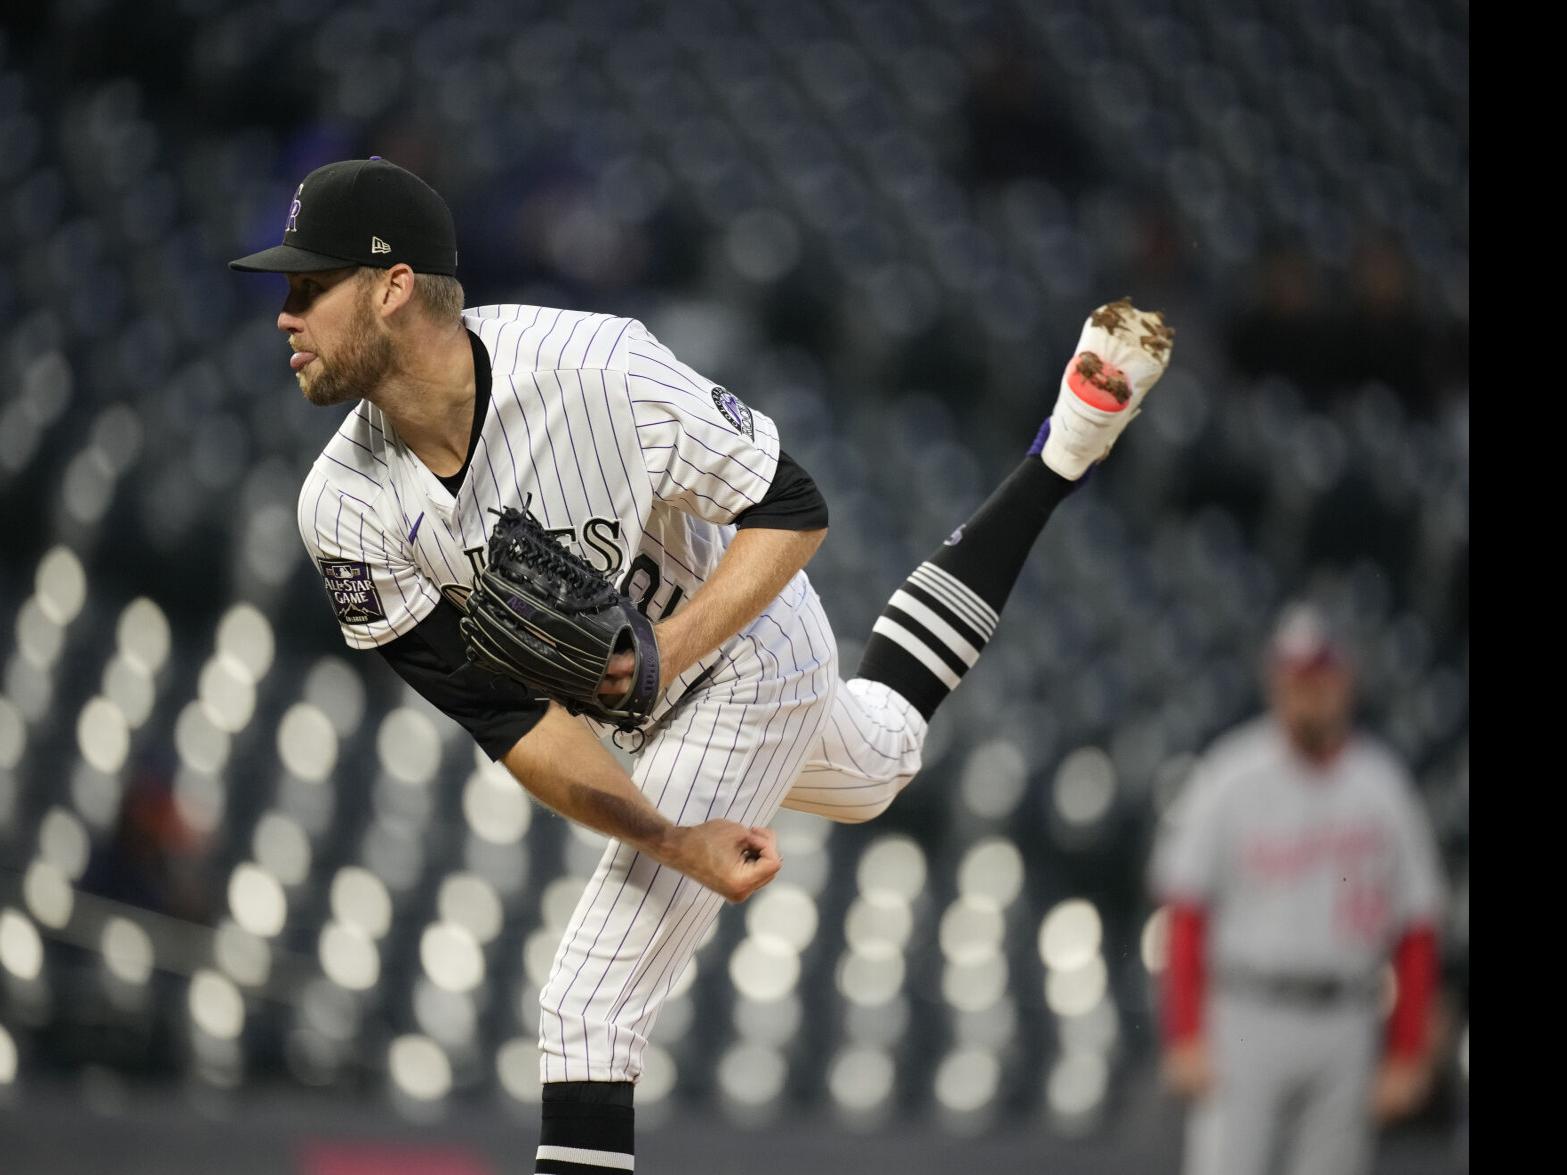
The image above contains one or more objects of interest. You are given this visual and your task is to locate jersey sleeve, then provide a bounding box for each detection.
[1386,766,1445,927]
[621,322,781,525]
[1162,903,1208,1044]
[1151,753,1231,904]
[297,469,441,650]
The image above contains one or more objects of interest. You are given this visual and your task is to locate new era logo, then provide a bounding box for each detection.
[370,236,391,254]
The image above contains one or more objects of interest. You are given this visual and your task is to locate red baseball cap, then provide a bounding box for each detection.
[1268,602,1350,674]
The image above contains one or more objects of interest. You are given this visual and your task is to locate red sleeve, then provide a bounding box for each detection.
[1163,903,1208,1045]
[1386,923,1439,1059]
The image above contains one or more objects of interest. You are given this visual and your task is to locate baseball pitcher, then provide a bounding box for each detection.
[231,157,1174,1173]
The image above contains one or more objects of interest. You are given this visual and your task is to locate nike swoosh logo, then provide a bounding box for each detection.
[408,512,425,543]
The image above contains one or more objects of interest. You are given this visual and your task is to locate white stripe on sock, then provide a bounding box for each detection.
[536,1144,635,1171]
[914,563,999,631]
[906,571,991,640]
[889,590,982,667]
[909,563,997,639]
[872,616,963,689]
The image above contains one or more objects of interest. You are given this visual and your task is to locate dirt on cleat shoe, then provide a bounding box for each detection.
[1037,297,1175,480]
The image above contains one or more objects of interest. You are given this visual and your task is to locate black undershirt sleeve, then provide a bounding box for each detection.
[377,597,549,761]
[733,449,829,530]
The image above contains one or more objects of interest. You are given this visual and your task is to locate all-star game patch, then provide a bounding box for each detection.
[711,386,755,440]
[319,559,386,626]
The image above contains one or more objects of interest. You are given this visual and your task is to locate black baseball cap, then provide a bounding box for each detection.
[228,157,458,276]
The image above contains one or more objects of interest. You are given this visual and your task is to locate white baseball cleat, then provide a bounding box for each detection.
[1037,298,1175,481]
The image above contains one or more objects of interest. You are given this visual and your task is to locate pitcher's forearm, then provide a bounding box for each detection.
[501,703,673,855]
[500,702,780,902]
[657,526,826,679]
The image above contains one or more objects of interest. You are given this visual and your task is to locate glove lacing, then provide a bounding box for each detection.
[491,508,612,612]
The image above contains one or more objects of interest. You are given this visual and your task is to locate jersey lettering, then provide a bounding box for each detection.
[440,544,490,608]
[1336,880,1393,943]
[618,553,687,618]
[621,553,660,616]
[582,517,625,577]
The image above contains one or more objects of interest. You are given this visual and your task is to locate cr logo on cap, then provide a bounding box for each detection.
[285,183,303,235]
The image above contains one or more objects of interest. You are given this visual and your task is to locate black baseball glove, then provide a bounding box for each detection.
[459,507,661,732]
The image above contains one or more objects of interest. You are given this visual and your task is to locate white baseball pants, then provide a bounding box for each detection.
[537,583,927,1083]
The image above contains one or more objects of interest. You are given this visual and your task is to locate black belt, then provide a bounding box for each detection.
[1219,969,1380,1008]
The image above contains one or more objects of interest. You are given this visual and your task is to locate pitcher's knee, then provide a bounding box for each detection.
[842,802,891,824]
[782,776,905,823]
[834,788,899,823]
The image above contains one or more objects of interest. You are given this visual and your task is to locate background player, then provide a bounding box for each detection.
[1152,602,1445,1175]
[230,156,1172,1175]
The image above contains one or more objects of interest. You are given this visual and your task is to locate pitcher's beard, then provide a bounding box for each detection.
[299,295,394,407]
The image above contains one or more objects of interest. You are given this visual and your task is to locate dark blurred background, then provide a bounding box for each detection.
[0,0,1467,1171]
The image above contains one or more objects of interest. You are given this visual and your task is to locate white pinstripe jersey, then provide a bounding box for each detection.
[297,304,796,720]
